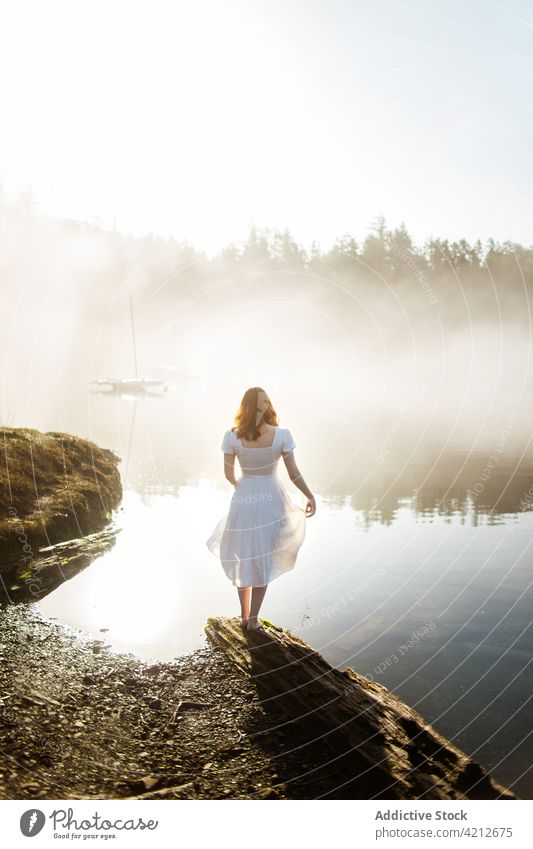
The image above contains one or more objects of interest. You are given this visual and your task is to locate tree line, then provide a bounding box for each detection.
[2,186,533,295]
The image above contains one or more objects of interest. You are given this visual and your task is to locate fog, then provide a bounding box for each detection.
[1,196,532,497]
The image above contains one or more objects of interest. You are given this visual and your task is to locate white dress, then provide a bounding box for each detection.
[206,426,307,587]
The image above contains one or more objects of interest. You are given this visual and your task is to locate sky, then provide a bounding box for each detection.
[1,0,533,255]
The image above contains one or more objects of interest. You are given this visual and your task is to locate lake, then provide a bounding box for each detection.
[32,400,533,799]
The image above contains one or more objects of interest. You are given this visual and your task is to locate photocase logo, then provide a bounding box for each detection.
[20,809,46,836]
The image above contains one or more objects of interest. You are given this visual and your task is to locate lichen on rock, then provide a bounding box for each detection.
[0,426,122,573]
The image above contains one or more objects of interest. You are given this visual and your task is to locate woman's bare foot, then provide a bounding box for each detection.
[246,615,263,630]
[240,617,249,629]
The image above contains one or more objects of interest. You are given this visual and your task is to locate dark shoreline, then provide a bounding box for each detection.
[0,604,519,801]
[0,604,357,800]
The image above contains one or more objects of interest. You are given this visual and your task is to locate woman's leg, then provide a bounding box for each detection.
[237,586,251,627]
[246,585,267,629]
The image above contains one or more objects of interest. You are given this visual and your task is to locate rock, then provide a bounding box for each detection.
[176,700,211,711]
[122,780,197,799]
[2,528,120,604]
[255,787,278,799]
[204,616,517,801]
[0,426,122,575]
[21,690,61,707]
[127,774,164,793]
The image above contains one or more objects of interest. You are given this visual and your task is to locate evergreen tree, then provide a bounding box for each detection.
[324,233,359,277]
[361,214,392,277]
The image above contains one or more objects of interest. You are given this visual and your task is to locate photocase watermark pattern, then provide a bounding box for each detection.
[376,383,427,466]
[231,491,273,504]
[389,242,439,306]
[295,566,387,633]
[367,621,437,681]
[466,408,520,506]
[6,503,45,598]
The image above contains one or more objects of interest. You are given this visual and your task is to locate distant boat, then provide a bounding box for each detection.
[91,377,164,390]
[90,294,166,394]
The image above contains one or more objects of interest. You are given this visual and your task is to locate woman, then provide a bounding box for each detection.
[206,387,316,630]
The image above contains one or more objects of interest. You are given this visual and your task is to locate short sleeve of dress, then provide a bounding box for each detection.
[221,429,236,454]
[282,428,296,454]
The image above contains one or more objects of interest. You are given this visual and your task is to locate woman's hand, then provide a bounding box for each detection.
[305,495,316,517]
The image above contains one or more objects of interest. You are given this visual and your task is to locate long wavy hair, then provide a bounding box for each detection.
[232,387,279,441]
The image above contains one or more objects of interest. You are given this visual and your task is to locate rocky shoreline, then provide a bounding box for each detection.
[0,604,352,800]
[0,605,518,800]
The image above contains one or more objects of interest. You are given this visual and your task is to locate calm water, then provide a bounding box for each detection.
[30,408,533,799]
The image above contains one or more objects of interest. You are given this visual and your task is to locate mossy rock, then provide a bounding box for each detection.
[0,427,122,570]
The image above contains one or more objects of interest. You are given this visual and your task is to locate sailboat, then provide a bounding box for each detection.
[90,293,165,394]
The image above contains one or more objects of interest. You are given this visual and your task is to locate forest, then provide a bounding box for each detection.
[2,188,532,312]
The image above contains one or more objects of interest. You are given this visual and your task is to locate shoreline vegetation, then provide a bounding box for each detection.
[2,195,533,331]
[0,427,519,800]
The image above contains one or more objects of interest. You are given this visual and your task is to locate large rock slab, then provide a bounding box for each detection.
[205,616,517,800]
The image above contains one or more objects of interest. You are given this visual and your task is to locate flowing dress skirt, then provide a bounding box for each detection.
[206,474,306,587]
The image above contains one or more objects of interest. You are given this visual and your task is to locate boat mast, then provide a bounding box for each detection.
[129,292,139,380]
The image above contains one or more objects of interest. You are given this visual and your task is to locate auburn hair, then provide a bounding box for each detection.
[232,387,279,441]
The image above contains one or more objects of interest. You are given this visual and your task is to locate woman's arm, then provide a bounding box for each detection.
[223,452,239,486]
[282,451,316,516]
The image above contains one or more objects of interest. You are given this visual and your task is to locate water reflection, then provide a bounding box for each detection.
[17,449,531,799]
[25,450,533,660]
[322,449,533,526]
